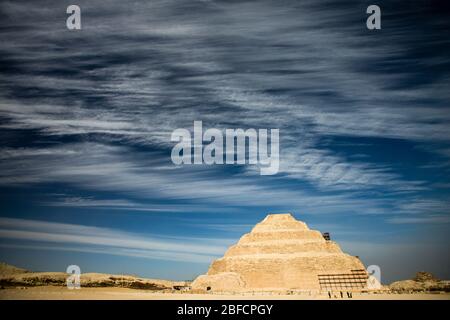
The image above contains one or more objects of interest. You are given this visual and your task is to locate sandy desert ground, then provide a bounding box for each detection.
[1,262,449,300]
[1,286,449,300]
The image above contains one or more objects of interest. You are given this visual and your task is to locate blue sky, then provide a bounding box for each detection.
[0,0,449,283]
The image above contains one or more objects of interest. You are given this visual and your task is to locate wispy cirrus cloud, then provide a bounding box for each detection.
[0,142,409,215]
[0,217,232,263]
[387,215,450,224]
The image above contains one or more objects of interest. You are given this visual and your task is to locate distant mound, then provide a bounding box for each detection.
[390,272,449,293]
[414,271,439,282]
[0,262,190,291]
[0,262,29,276]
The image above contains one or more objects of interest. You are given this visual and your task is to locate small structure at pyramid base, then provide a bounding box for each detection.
[192,213,378,293]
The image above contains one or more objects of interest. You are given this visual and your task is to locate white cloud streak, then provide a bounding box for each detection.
[0,217,231,263]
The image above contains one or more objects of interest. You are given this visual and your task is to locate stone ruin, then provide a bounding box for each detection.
[192,213,371,293]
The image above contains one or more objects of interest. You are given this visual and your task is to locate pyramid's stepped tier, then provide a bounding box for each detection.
[251,214,309,232]
[191,213,368,292]
[225,240,343,256]
[237,230,325,243]
[207,254,364,290]
[209,254,364,275]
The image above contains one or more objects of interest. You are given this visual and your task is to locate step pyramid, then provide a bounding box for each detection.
[192,213,367,292]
